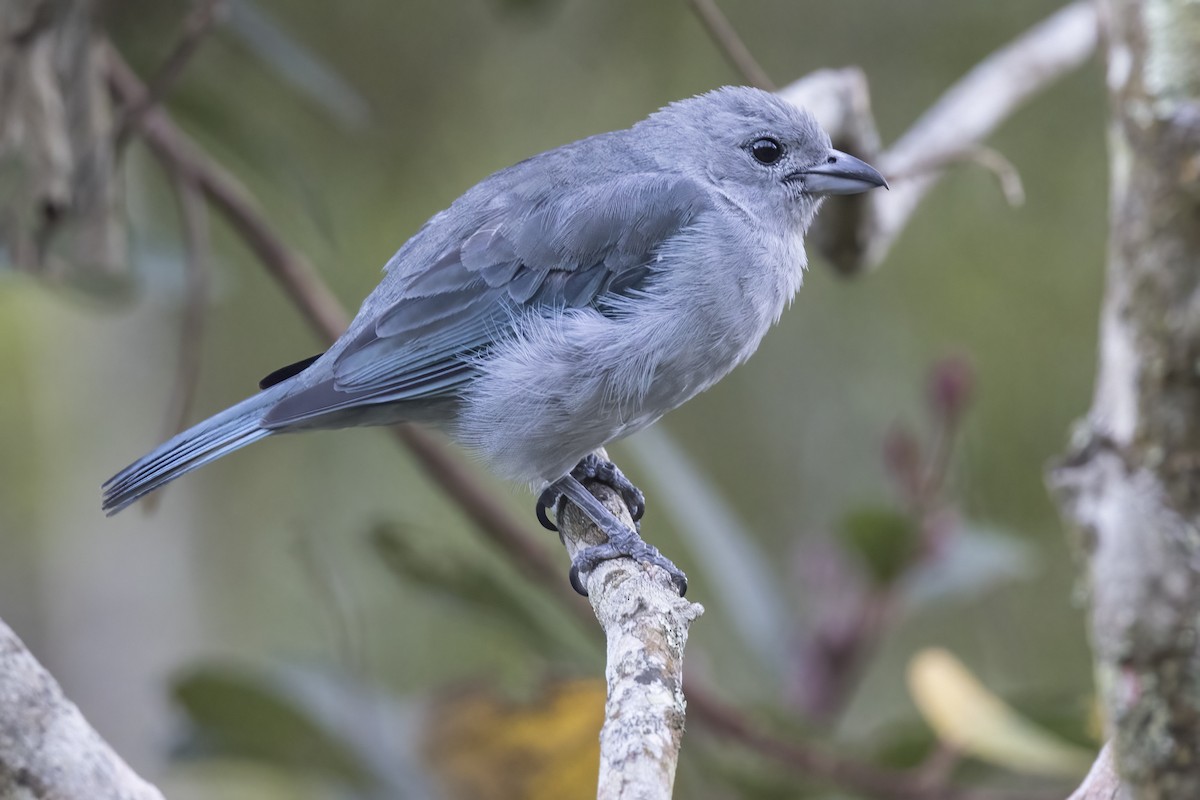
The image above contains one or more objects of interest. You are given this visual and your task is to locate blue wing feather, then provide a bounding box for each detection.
[262,169,709,429]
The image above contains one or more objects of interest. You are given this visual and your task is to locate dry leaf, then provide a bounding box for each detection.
[425,677,605,800]
[907,648,1093,777]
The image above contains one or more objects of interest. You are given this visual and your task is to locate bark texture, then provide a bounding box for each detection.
[0,619,164,800]
[1068,743,1133,800]
[1050,1,1200,797]
[0,0,123,276]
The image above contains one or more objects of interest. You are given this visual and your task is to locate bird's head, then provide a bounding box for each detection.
[639,86,887,230]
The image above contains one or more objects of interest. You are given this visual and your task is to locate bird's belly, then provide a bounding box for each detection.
[455,289,779,487]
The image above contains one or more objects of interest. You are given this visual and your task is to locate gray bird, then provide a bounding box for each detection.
[103,86,886,595]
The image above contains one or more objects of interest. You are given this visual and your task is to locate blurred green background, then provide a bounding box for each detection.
[0,0,1104,797]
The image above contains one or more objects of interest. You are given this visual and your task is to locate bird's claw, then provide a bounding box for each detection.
[539,455,683,597]
[571,453,646,522]
[535,487,561,532]
[568,537,688,597]
[589,459,645,522]
[536,453,646,531]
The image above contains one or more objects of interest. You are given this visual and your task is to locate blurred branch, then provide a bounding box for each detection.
[886,145,1026,208]
[163,174,210,442]
[1067,743,1128,800]
[0,617,165,799]
[142,168,211,513]
[684,0,775,91]
[113,0,228,150]
[1048,0,1200,795]
[784,1,1098,272]
[555,450,703,799]
[105,44,347,338]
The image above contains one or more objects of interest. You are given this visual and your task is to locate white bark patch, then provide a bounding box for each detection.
[1092,293,1141,443]
[1143,0,1200,113]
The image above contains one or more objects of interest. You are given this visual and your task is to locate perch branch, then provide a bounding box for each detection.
[556,449,704,800]
[0,617,165,800]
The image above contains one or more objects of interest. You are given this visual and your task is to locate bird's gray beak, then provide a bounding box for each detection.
[792,149,888,196]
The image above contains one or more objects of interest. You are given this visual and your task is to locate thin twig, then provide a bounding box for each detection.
[143,168,211,514]
[390,425,571,590]
[886,145,1026,207]
[164,174,209,439]
[866,1,1097,267]
[291,529,366,676]
[684,0,776,91]
[912,743,965,796]
[106,44,349,340]
[114,0,227,151]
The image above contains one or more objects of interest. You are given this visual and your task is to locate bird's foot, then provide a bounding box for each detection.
[577,452,646,522]
[569,533,688,598]
[535,452,645,532]
[542,472,687,598]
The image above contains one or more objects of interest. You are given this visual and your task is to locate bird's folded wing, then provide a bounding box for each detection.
[262,173,710,427]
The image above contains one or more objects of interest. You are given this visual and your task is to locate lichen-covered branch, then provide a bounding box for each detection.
[0,617,164,799]
[557,450,704,800]
[1049,0,1200,796]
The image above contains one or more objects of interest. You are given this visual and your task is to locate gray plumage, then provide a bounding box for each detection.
[103,86,885,515]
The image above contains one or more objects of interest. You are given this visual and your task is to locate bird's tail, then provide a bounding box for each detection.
[102,385,288,515]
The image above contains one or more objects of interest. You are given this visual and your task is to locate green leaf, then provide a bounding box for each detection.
[837,506,921,585]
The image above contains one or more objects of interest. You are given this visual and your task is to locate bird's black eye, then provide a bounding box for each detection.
[750,137,784,165]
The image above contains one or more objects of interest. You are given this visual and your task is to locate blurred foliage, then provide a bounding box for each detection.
[0,0,1107,797]
[174,666,389,793]
[369,522,598,663]
[425,678,605,800]
[838,506,921,586]
[173,665,605,800]
[907,648,1094,777]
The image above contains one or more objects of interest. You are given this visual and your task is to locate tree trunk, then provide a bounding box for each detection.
[1050,1,1200,797]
